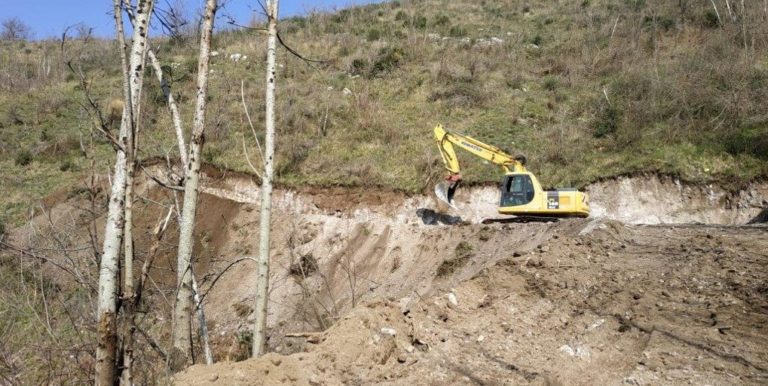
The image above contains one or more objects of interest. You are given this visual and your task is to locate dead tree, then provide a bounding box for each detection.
[170,0,217,371]
[253,0,280,357]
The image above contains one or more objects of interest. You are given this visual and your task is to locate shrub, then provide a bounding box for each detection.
[59,159,75,172]
[644,15,675,31]
[542,76,558,91]
[394,10,407,21]
[369,47,405,78]
[531,34,543,46]
[433,14,450,26]
[15,150,32,166]
[350,58,368,75]
[411,15,427,29]
[448,25,467,38]
[593,103,620,138]
[703,11,720,28]
[428,82,486,108]
[724,126,768,160]
[366,28,381,41]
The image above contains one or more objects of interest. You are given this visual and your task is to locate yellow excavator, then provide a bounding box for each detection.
[433,124,590,218]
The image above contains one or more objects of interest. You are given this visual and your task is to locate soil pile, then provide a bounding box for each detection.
[177,220,768,385]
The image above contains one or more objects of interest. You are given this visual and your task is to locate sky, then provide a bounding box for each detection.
[0,0,383,39]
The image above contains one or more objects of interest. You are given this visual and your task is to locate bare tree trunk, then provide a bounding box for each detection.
[725,0,735,21]
[253,0,280,358]
[148,49,188,166]
[710,0,723,27]
[96,1,153,385]
[170,0,217,372]
[192,275,213,365]
[121,175,135,386]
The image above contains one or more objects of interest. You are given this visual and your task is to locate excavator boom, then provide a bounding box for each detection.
[434,124,525,174]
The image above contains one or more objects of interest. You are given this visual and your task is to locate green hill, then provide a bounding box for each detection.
[2,0,768,226]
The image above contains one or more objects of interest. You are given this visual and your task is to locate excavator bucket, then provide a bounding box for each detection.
[434,181,457,208]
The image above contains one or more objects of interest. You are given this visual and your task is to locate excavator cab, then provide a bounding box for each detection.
[500,174,535,207]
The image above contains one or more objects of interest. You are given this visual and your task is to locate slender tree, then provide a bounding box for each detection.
[170,0,217,371]
[95,0,154,384]
[253,0,279,357]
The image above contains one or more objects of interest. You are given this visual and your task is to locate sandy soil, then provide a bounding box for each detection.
[176,220,768,385]
[8,168,767,385]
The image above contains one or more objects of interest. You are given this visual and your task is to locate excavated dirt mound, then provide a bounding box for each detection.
[176,221,768,385]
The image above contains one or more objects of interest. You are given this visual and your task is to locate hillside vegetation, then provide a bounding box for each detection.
[2,0,768,227]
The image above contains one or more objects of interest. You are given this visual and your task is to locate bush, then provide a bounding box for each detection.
[433,14,450,26]
[394,10,407,21]
[350,58,368,75]
[366,28,381,41]
[542,76,558,91]
[593,103,620,138]
[59,159,75,172]
[448,25,467,38]
[428,82,486,108]
[531,34,543,46]
[724,127,768,160]
[369,47,405,78]
[703,11,720,28]
[15,150,32,166]
[410,15,427,29]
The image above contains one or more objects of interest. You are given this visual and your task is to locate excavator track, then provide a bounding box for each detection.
[480,216,560,224]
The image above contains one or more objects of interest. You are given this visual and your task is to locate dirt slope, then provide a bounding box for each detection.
[6,167,767,384]
[176,220,768,385]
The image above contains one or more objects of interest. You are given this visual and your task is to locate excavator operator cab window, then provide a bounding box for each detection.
[499,174,535,207]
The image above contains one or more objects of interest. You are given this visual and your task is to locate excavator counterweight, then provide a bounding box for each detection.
[433,124,589,218]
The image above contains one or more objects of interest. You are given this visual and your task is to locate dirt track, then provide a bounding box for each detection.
[176,220,768,385]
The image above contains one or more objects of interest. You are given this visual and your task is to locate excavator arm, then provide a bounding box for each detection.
[434,124,525,175]
[433,124,526,206]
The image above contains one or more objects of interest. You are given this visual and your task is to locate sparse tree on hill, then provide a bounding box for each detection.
[170,0,218,371]
[253,0,280,358]
[1,17,32,40]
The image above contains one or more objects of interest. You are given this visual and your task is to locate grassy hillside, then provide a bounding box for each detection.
[2,0,768,226]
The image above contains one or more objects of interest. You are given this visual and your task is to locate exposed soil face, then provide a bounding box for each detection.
[6,168,768,384]
[172,169,768,385]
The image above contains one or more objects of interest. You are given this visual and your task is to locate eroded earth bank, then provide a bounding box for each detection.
[11,168,768,385]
